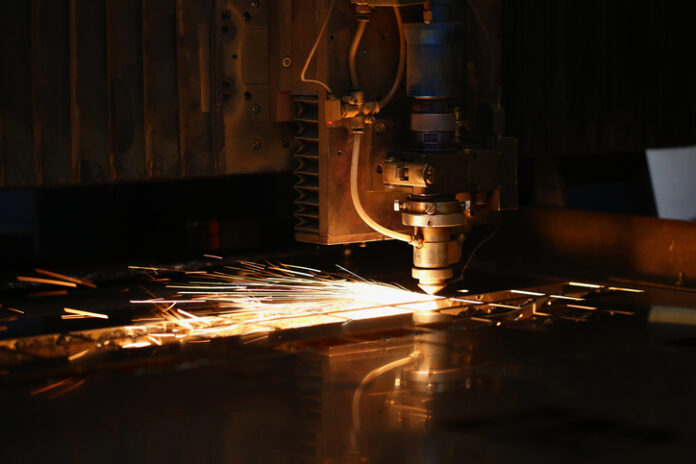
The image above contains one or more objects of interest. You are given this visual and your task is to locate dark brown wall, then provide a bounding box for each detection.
[503,0,696,158]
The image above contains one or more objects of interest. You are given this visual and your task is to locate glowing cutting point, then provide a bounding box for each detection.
[413,267,452,295]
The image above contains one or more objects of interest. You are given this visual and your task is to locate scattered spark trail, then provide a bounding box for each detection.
[34,268,96,288]
[17,276,77,288]
[0,262,644,363]
[86,262,447,348]
[63,307,109,319]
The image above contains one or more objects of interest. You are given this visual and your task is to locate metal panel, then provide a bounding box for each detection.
[218,0,294,175]
[70,0,109,183]
[106,0,147,181]
[0,1,34,186]
[0,0,300,188]
[32,0,71,185]
[142,0,181,179]
[176,0,215,176]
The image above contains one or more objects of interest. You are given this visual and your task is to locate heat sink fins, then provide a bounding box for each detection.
[293,96,321,235]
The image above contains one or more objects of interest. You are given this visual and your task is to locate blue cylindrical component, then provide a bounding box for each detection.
[404,22,462,99]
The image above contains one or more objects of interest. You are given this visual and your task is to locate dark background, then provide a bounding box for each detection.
[1,0,695,267]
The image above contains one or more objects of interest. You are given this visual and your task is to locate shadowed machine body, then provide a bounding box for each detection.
[1,0,696,463]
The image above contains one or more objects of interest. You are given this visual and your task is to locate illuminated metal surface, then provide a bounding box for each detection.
[3,263,696,463]
[0,261,643,365]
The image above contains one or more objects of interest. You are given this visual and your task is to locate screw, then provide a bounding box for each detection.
[252,139,262,150]
[424,203,436,214]
[281,56,292,68]
[424,164,436,185]
[251,0,259,7]
[251,104,261,114]
[373,122,386,135]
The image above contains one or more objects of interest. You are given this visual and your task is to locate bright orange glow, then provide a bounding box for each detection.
[17,276,77,288]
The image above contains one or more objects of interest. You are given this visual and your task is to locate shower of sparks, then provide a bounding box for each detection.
[115,262,445,346]
[0,263,646,363]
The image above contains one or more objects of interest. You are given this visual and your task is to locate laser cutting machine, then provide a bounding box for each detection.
[0,0,515,295]
[3,2,696,463]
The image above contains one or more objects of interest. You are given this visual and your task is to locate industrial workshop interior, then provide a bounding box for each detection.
[1,0,695,462]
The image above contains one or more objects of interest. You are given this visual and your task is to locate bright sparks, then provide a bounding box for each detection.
[112,262,445,346]
[64,307,109,319]
[0,262,643,361]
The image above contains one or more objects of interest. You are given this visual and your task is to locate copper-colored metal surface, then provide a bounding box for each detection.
[497,207,696,288]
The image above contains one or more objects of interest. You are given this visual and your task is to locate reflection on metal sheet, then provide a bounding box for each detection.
[649,305,696,326]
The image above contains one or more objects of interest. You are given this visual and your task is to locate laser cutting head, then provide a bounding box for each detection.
[395,196,464,294]
[293,0,515,295]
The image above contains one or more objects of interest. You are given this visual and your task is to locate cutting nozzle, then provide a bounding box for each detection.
[413,267,453,295]
[418,282,447,295]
